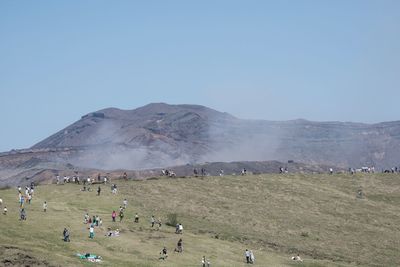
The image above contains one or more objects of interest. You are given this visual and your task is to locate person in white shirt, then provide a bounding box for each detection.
[245,249,251,263]
[43,201,48,212]
[89,225,94,239]
[201,256,210,267]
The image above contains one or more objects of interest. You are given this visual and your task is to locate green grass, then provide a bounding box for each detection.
[0,173,399,266]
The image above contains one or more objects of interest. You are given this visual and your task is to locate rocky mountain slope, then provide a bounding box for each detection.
[30,103,400,170]
[1,102,399,187]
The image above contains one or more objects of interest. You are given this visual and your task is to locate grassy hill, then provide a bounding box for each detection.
[0,173,399,266]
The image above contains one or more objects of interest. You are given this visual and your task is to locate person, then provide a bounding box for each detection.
[250,250,255,264]
[3,206,7,215]
[291,254,303,262]
[84,213,89,224]
[112,184,117,194]
[20,208,26,220]
[134,213,139,223]
[106,228,120,237]
[27,194,32,204]
[95,215,100,226]
[97,173,101,182]
[123,172,128,180]
[19,195,24,208]
[63,228,70,242]
[151,215,155,227]
[123,199,128,209]
[201,256,210,267]
[174,238,183,253]
[245,249,251,263]
[99,218,103,226]
[159,247,168,260]
[43,201,48,212]
[97,186,101,196]
[89,224,94,239]
[119,210,124,222]
[112,211,117,222]
[329,168,333,174]
[0,198,3,206]
[178,223,183,234]
[156,218,162,230]
[103,176,107,184]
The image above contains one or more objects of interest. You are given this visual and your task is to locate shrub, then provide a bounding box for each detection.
[166,213,178,227]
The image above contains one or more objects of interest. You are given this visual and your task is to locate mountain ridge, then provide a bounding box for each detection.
[28,103,400,170]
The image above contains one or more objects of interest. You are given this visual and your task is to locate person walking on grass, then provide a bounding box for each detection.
[112,210,117,222]
[201,256,210,267]
[3,206,7,215]
[89,224,94,239]
[84,213,89,224]
[43,201,48,212]
[119,210,124,222]
[150,215,155,228]
[156,218,162,230]
[134,213,139,223]
[174,238,183,253]
[159,247,168,260]
[63,228,70,242]
[20,208,26,220]
[97,186,101,196]
[245,249,251,263]
[19,195,24,208]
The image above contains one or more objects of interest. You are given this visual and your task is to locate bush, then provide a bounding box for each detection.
[301,231,309,237]
[166,213,178,227]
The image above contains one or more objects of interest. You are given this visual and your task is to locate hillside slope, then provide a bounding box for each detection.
[0,173,399,266]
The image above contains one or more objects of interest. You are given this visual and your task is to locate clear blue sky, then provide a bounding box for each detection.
[0,0,399,152]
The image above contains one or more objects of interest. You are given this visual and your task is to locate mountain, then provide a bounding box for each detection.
[26,103,400,170]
